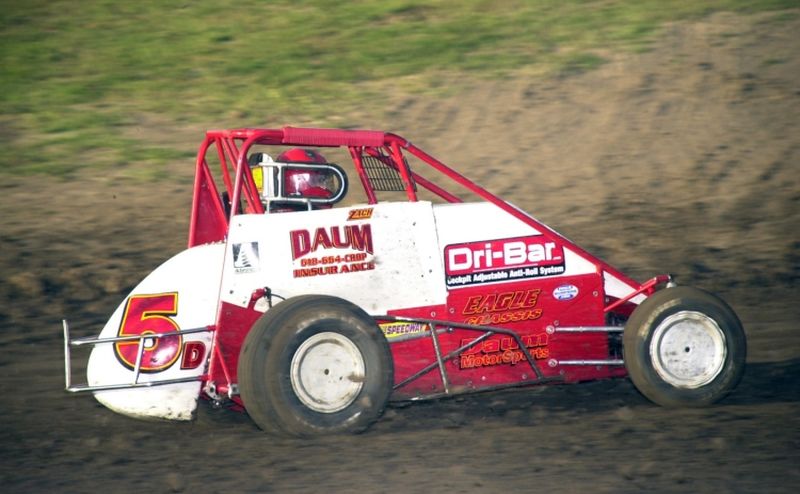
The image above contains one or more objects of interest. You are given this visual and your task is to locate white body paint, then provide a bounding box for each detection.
[87,243,223,420]
[85,201,640,420]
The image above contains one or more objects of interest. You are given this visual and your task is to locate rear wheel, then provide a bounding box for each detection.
[238,295,393,436]
[623,286,745,407]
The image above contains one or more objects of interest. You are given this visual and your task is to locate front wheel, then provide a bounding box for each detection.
[623,286,746,407]
[238,295,393,436]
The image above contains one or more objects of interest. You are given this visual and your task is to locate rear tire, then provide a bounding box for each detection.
[238,295,393,436]
[623,286,745,407]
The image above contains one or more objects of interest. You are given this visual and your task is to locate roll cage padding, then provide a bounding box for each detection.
[282,127,387,148]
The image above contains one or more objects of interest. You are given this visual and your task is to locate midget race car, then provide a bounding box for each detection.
[64,127,746,436]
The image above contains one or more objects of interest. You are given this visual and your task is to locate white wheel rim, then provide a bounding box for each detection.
[650,311,727,389]
[290,332,365,413]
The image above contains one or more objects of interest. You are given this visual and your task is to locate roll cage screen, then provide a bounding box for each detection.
[187,126,642,291]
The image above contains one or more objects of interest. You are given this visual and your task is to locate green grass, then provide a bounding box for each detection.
[1,0,797,177]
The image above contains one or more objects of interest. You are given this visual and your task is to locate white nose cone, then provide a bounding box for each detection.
[86,244,224,420]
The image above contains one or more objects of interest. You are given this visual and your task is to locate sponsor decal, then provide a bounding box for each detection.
[291,224,373,260]
[459,334,549,369]
[444,236,565,288]
[347,207,373,220]
[232,242,260,274]
[462,289,543,325]
[379,321,427,340]
[290,224,376,278]
[553,284,579,301]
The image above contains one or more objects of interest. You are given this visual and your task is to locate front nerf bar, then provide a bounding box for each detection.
[62,320,213,393]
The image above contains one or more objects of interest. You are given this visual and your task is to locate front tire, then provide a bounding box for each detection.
[623,286,745,407]
[238,295,393,436]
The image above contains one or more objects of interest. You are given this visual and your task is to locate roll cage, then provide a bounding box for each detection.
[189,126,661,311]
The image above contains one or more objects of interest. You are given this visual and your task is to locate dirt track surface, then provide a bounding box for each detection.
[1,10,798,493]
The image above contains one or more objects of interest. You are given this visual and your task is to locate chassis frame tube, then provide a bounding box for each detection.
[376,315,554,396]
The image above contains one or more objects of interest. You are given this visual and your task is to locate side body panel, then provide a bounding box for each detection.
[215,202,448,383]
[389,202,622,398]
[213,201,626,401]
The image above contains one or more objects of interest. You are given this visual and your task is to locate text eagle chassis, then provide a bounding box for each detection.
[64,127,746,436]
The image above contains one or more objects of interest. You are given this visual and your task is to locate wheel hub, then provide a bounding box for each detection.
[650,311,727,388]
[290,332,365,413]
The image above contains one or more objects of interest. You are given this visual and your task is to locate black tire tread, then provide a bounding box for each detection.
[238,295,392,436]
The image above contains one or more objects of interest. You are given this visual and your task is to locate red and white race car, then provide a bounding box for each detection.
[64,127,746,436]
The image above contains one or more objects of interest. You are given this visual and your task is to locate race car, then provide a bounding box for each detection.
[63,127,746,436]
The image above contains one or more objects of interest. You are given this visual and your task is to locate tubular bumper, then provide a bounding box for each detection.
[62,320,213,393]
